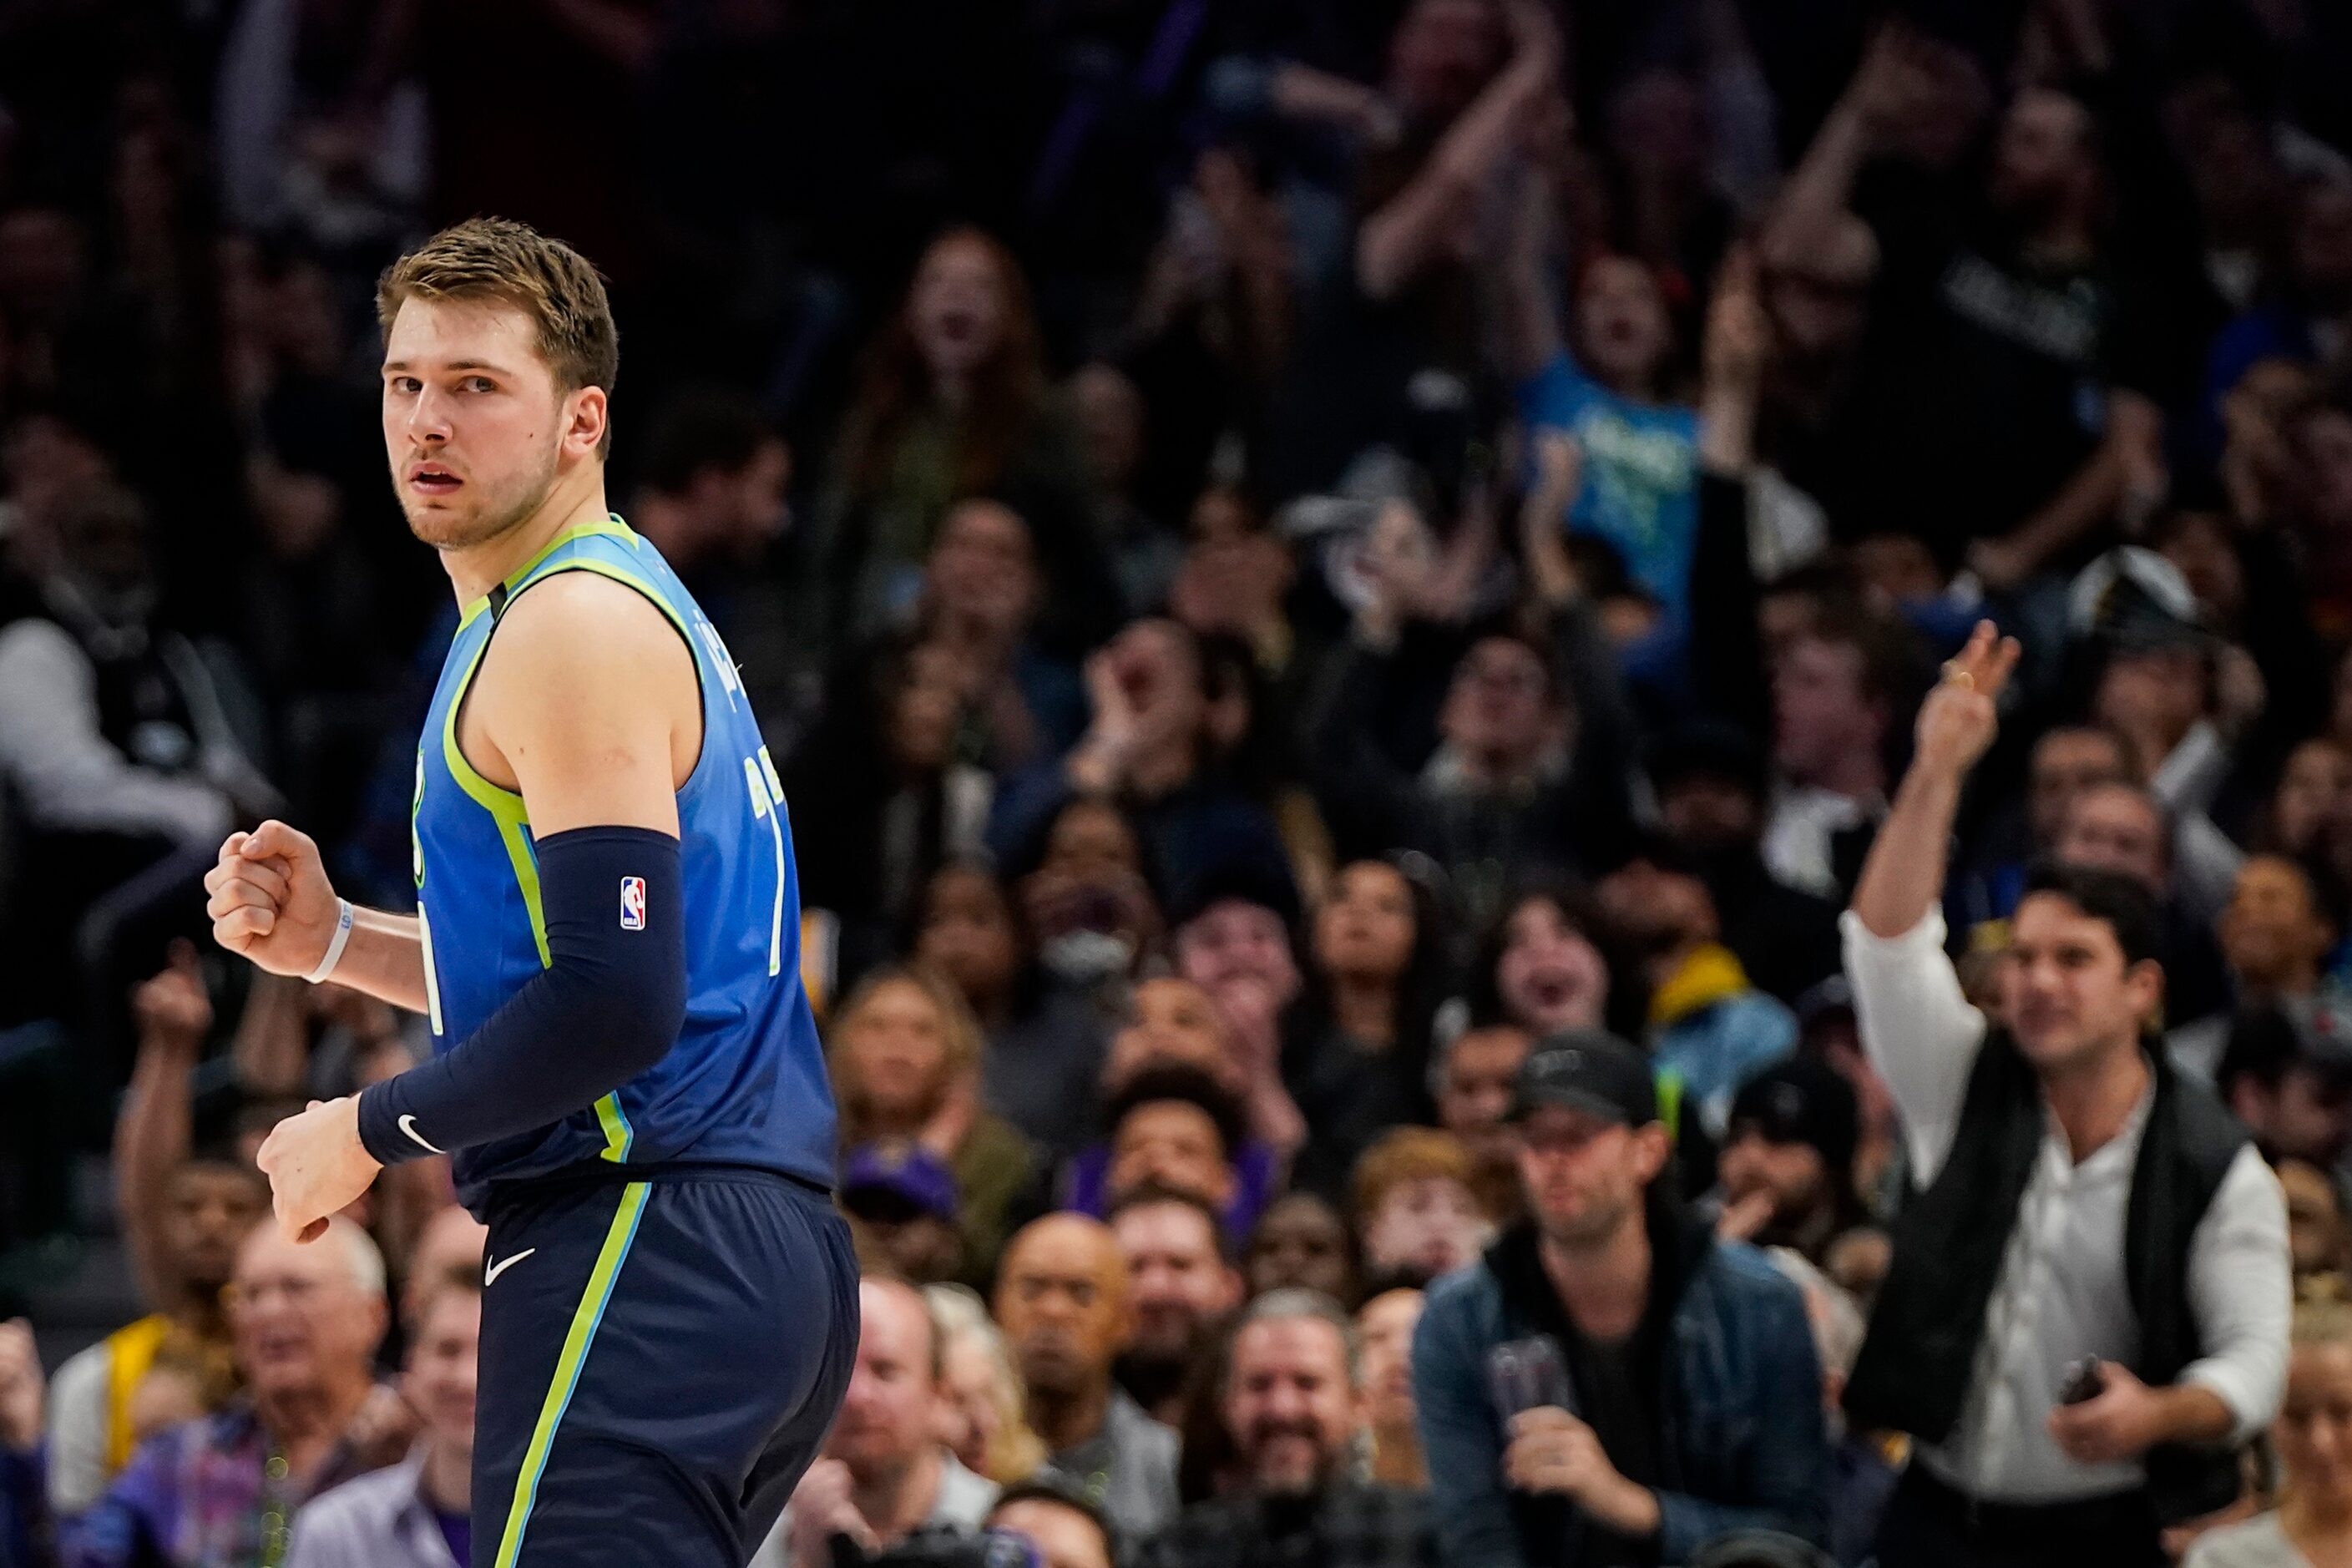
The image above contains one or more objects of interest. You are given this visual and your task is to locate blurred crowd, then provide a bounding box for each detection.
[8,0,2352,1564]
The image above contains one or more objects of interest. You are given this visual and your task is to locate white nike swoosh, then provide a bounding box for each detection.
[397,1115,445,1155]
[484,1249,536,1287]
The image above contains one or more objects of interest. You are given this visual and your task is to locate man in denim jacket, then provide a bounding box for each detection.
[1412,1031,1831,1566]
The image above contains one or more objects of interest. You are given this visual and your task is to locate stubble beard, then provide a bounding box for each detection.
[400,446,564,555]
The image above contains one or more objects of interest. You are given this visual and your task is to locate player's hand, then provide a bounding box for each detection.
[255,1096,380,1245]
[1914,620,2021,780]
[207,820,341,978]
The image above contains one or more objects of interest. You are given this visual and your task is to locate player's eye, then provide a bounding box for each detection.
[462,377,496,393]
[390,377,421,395]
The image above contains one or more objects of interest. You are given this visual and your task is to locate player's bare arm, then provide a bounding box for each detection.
[255,574,701,1244]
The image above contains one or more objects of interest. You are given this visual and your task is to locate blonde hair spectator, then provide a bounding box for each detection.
[926,1283,1047,1485]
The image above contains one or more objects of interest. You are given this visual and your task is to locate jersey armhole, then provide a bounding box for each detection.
[458,564,710,796]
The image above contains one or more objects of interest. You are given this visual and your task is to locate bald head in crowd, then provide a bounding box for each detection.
[994,1216,1134,1407]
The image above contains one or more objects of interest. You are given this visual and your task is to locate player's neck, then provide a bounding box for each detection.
[441,468,612,607]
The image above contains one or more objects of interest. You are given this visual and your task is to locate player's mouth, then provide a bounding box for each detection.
[407,462,463,496]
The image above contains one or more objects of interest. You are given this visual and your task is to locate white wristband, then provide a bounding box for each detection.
[306,899,354,985]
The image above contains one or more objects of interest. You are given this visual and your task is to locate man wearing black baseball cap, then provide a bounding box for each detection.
[1712,1059,1879,1273]
[1413,1029,1830,1565]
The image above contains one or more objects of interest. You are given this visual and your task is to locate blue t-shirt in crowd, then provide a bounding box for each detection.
[1518,350,1702,618]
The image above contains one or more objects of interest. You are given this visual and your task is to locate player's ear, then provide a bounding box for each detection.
[564,384,609,459]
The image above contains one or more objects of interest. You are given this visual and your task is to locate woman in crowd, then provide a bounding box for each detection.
[926,1283,1048,1485]
[1464,879,1635,1039]
[826,964,1042,1285]
[2187,1282,2352,1567]
[1284,857,1449,1199]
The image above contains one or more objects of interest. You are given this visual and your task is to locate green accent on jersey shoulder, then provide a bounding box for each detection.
[457,514,635,630]
[490,1181,649,1568]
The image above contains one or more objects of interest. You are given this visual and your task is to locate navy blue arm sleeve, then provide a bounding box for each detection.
[355,825,686,1166]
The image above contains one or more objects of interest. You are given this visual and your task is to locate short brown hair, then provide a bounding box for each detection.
[377,217,620,455]
[1350,1127,1477,1223]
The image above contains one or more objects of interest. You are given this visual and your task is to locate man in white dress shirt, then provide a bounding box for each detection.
[1839,622,2289,1568]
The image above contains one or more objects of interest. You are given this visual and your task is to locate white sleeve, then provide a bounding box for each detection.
[44,1343,112,1517]
[0,620,233,847]
[1839,908,1988,1186]
[2180,1146,2291,1442]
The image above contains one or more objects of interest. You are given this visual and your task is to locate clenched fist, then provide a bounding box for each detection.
[206,820,341,979]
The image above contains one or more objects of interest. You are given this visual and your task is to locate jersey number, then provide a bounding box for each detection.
[743,747,787,977]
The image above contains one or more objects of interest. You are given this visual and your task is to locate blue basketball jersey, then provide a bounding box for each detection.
[411,515,836,1205]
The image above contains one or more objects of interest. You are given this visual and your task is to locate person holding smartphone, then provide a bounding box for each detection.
[1410,1029,1831,1565]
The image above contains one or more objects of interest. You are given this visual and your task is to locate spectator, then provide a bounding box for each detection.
[992,619,1292,913]
[2052,780,2236,1034]
[2183,1284,2352,1568]
[1710,1059,1876,1276]
[1844,625,2291,1564]
[1464,885,1622,1040]
[913,862,1110,1166]
[2214,1008,2352,1175]
[1434,1023,1533,1222]
[766,1277,999,1568]
[1166,860,1310,1170]
[1351,1127,1492,1291]
[50,957,268,1517]
[282,1271,478,1568]
[1243,1193,1362,1309]
[1,1317,49,1568]
[2175,857,2349,1083]
[1137,1289,1437,1568]
[2279,1161,2352,1287]
[826,964,1041,1283]
[988,1482,1120,1568]
[1951,726,2135,939]
[1110,1188,1243,1427]
[1414,1030,1830,1564]
[1762,608,1904,903]
[996,1215,1181,1543]
[68,1219,396,1568]
[913,498,1086,768]
[927,1286,1048,1488]
[814,227,1102,655]
[1599,839,1800,1136]
[1358,1287,1426,1490]
[1290,858,1448,1201]
[841,1142,967,1287]
[1014,792,1164,1013]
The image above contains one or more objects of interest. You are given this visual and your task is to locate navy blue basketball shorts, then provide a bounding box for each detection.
[470,1165,859,1567]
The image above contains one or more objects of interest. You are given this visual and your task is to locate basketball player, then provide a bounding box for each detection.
[204,218,857,1567]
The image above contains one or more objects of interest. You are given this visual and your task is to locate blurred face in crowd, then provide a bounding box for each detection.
[1761,216,1876,362]
[1439,1026,1531,1160]
[916,866,1022,1009]
[1108,1101,1235,1212]
[1658,769,1761,853]
[1317,861,1418,986]
[1718,1125,1830,1232]
[1576,255,1673,395]
[888,641,966,776]
[1176,898,1300,1006]
[909,232,1010,384]
[1773,635,1879,787]
[835,978,955,1130]
[2056,783,2168,894]
[2096,646,2208,753]
[2274,741,2352,857]
[989,1497,1114,1568]
[403,1206,488,1325]
[1106,978,1237,1093]
[2279,1159,2352,1281]
[1362,1173,1490,1281]
[1516,1105,1667,1249]
[164,1161,267,1297]
[1224,1314,1363,1495]
[1496,897,1609,1034]
[1044,798,1141,890]
[996,1217,1131,1399]
[406,1286,480,1459]
[831,1280,943,1481]
[1113,1198,1241,1362]
[2234,1065,2352,1168]
[1990,88,2098,224]
[382,296,597,552]
[2000,893,2162,1073]
[2219,856,2336,994]
[928,499,1039,635]
[1358,1289,1424,1436]
[229,1223,385,1404]
[1441,637,1555,771]
[938,1325,1010,1478]
[2029,729,2132,850]
[1069,362,1144,493]
[2275,1335,2352,1514]
[1388,0,1505,123]
[1105,619,1208,761]
[2156,511,2246,625]
[1247,1195,1357,1305]
[1597,857,1716,959]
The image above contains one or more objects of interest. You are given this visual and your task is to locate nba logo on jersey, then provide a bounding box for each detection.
[619,876,647,930]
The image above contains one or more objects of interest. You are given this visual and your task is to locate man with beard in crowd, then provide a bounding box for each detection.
[1110,1187,1244,1424]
